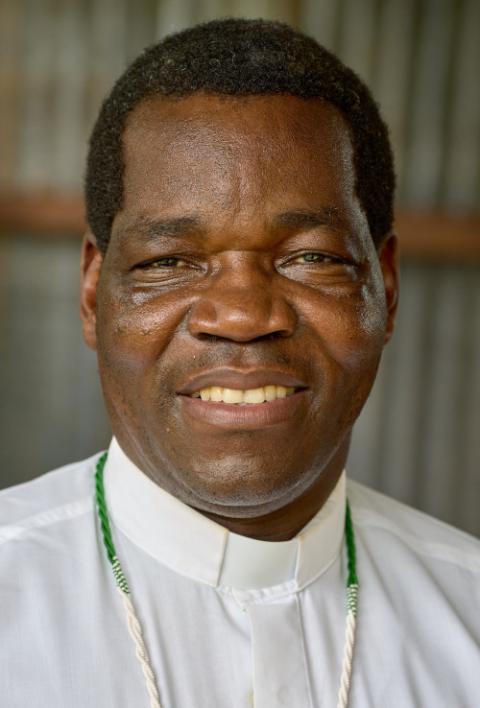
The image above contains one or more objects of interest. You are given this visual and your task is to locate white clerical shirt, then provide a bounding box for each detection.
[0,437,479,707]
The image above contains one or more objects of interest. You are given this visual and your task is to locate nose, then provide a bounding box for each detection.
[187,255,297,342]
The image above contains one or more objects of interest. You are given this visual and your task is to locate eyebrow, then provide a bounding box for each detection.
[119,206,344,242]
[272,207,344,231]
[119,215,205,241]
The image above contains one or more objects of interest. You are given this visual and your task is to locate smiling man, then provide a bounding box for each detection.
[1,18,479,708]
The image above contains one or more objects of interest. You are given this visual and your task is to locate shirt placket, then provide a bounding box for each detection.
[247,594,314,708]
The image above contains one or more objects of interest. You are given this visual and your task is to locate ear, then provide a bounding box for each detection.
[80,232,103,351]
[377,233,399,344]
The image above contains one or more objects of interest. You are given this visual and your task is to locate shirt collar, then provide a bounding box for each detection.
[104,437,346,592]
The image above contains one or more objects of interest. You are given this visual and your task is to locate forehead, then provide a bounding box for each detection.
[116,93,365,241]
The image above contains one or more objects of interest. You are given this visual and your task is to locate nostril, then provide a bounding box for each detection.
[193,331,288,344]
[249,331,288,343]
[196,333,230,343]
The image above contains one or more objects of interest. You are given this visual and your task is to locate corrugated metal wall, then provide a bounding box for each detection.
[2,0,480,207]
[0,0,479,535]
[352,262,480,534]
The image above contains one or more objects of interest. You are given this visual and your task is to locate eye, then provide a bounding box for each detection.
[290,252,345,265]
[139,256,188,269]
[277,250,359,285]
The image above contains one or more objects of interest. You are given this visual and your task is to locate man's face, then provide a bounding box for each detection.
[81,94,397,523]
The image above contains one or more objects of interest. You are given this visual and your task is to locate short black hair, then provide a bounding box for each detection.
[85,17,395,253]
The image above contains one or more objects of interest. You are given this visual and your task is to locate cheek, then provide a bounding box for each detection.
[96,286,188,372]
[345,289,386,365]
[298,281,387,432]
[330,282,387,421]
[95,293,180,430]
[303,281,387,369]
[357,261,388,339]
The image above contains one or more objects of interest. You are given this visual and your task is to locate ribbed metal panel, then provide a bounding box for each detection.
[350,261,480,535]
[1,0,479,210]
[0,235,111,483]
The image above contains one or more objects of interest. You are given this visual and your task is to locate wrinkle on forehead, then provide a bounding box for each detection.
[119,93,364,243]
[122,93,356,184]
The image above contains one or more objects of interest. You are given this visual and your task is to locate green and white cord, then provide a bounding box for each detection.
[96,453,162,708]
[337,582,359,708]
[337,500,359,708]
[95,452,359,708]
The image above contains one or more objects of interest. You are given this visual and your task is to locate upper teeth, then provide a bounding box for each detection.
[191,385,295,403]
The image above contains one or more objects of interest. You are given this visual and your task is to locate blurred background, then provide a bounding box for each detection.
[0,0,479,535]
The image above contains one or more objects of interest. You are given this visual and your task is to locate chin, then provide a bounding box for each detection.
[180,462,315,516]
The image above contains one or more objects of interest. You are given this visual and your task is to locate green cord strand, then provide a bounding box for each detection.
[344,499,359,617]
[345,500,358,588]
[95,452,130,594]
[95,453,115,562]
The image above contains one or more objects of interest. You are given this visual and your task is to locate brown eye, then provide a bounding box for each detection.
[142,257,188,268]
[293,253,341,265]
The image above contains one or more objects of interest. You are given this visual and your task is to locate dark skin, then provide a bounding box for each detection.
[81,94,398,541]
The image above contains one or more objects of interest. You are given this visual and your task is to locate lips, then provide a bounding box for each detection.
[176,367,308,396]
[176,367,309,429]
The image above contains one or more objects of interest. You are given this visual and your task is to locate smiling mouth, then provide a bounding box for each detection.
[188,385,298,404]
[178,386,308,429]
[176,368,309,426]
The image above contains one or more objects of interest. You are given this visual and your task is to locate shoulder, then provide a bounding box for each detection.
[346,480,480,698]
[347,478,480,576]
[0,451,104,546]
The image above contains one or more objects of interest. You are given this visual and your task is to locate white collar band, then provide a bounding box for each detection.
[104,437,346,593]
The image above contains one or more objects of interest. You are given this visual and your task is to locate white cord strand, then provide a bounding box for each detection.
[117,577,357,708]
[117,586,162,708]
[336,607,357,708]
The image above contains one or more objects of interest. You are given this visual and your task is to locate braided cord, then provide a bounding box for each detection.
[345,500,358,589]
[95,454,117,563]
[337,499,359,708]
[95,453,162,708]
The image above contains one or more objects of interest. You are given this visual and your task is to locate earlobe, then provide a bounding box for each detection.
[80,232,103,351]
[377,233,400,344]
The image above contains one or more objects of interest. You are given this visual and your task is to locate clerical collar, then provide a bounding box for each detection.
[104,437,346,593]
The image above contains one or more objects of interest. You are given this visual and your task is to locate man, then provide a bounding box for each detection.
[1,17,479,708]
